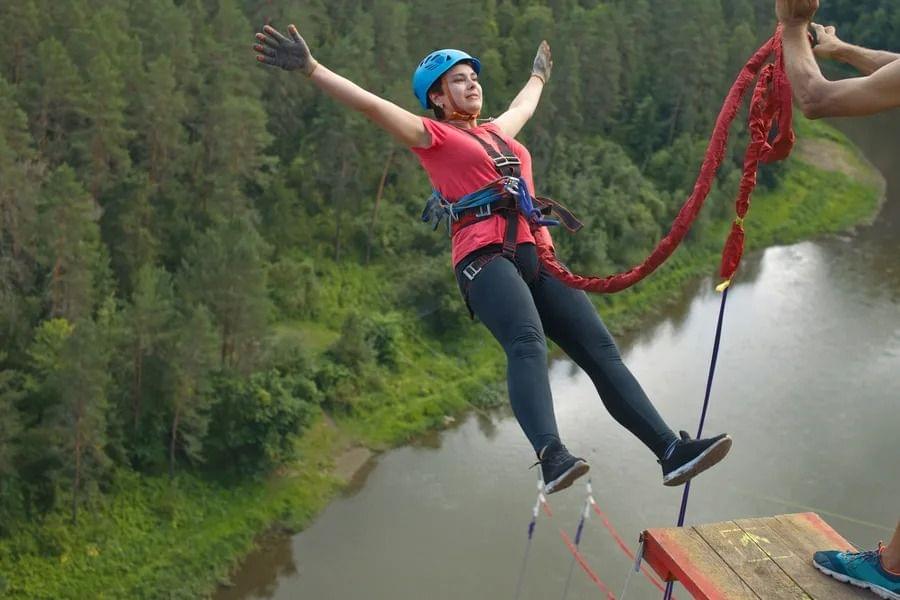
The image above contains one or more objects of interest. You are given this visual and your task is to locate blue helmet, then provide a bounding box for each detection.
[412,49,481,110]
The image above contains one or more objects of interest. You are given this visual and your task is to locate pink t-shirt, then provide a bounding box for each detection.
[410,118,553,266]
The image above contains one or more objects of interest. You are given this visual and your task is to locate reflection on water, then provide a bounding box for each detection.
[341,456,380,497]
[475,410,501,441]
[218,112,899,600]
[216,535,296,600]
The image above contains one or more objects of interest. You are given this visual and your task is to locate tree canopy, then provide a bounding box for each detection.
[0,0,888,530]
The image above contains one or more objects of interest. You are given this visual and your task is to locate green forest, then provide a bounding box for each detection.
[0,0,893,597]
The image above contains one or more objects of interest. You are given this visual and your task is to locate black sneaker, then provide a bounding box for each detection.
[659,430,732,487]
[534,440,590,494]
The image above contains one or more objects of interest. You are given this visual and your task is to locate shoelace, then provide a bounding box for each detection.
[530,445,570,470]
[845,542,885,563]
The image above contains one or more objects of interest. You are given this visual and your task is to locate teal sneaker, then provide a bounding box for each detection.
[813,543,900,599]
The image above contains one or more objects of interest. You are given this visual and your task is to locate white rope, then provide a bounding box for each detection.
[513,474,547,600]
[618,538,645,600]
[561,481,594,600]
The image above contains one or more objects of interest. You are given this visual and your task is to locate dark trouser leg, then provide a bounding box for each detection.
[531,270,677,458]
[464,256,560,452]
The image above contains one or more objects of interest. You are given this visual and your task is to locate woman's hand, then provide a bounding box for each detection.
[776,0,820,26]
[809,23,844,60]
[253,24,318,76]
[531,40,553,85]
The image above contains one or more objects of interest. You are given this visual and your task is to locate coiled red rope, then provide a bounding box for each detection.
[538,28,795,292]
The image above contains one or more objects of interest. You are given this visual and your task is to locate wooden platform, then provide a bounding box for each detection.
[641,512,872,599]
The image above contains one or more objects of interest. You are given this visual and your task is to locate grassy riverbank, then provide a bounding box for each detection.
[0,120,884,599]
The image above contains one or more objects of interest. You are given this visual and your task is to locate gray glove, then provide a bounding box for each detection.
[254,24,318,76]
[532,40,552,84]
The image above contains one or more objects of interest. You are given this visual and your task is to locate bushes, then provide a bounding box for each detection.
[317,310,404,413]
[394,257,470,336]
[203,370,320,477]
[268,255,322,320]
[328,310,403,369]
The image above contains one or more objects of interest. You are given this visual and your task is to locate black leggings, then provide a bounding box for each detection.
[456,243,678,458]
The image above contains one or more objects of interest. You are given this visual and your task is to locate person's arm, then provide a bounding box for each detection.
[783,22,900,118]
[254,24,430,148]
[492,41,553,138]
[811,23,899,76]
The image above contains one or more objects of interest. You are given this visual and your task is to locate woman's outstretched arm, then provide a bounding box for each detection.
[492,41,553,138]
[254,24,430,148]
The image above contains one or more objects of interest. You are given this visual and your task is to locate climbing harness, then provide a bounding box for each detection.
[421,128,582,265]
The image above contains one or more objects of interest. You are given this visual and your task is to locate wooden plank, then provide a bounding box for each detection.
[643,525,759,600]
[759,513,872,599]
[643,513,871,600]
[694,520,812,599]
[777,513,861,553]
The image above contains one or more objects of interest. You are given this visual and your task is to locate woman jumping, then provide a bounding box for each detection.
[253,23,732,494]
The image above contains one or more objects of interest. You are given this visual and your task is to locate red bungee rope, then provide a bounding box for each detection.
[537,28,795,292]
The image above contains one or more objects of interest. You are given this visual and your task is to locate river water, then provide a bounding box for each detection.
[218,112,899,600]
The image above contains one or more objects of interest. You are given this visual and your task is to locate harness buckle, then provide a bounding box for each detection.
[493,155,521,169]
[462,262,483,281]
[474,204,492,218]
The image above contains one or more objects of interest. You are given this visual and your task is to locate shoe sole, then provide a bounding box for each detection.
[813,560,900,600]
[663,436,732,487]
[545,460,590,495]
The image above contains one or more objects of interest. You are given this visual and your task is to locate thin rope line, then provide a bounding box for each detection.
[619,564,638,599]
[663,287,730,600]
[513,526,535,600]
[515,477,549,600]
[561,482,593,600]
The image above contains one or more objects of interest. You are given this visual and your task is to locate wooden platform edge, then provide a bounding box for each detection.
[641,523,756,600]
[640,512,863,600]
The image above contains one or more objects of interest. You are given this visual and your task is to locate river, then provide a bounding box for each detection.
[218,112,900,600]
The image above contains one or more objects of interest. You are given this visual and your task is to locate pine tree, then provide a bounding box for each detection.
[0,0,42,85]
[163,304,219,479]
[193,0,275,220]
[178,216,272,370]
[0,77,42,350]
[0,354,25,533]
[36,166,109,321]
[59,318,111,525]
[27,317,111,524]
[133,56,188,186]
[123,265,176,431]
[0,352,23,480]
[75,53,134,200]
[22,39,87,168]
[130,0,198,75]
[102,174,161,294]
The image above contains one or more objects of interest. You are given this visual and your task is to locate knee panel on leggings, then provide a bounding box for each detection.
[509,324,547,361]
